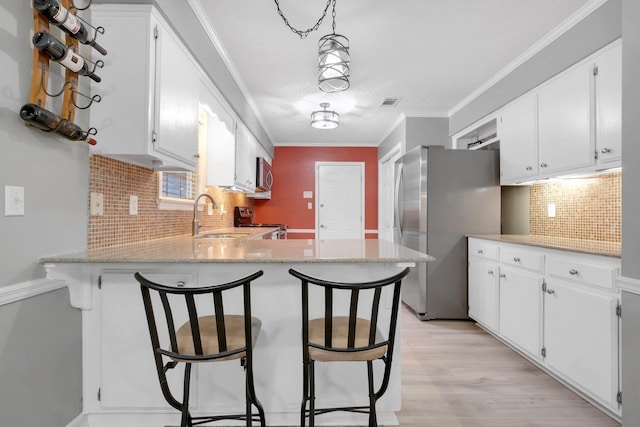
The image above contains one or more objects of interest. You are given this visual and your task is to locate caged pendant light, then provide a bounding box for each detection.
[273,0,350,92]
[310,103,339,129]
[318,1,350,93]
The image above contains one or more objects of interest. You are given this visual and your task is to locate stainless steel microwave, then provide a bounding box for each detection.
[256,157,273,191]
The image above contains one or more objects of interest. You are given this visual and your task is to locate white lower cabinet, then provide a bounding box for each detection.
[544,277,619,407]
[468,257,499,332]
[468,238,621,417]
[498,267,544,360]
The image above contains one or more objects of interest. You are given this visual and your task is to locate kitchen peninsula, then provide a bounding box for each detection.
[41,235,431,427]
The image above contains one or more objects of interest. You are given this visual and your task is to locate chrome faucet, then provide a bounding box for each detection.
[192,193,217,236]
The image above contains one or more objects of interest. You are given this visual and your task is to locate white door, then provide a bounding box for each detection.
[378,146,401,242]
[316,162,364,239]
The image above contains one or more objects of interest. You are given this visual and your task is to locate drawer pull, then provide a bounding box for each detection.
[569,269,579,275]
[499,273,506,278]
[525,166,532,171]
[513,257,521,263]
[177,281,186,287]
[546,288,556,295]
[487,270,494,275]
[477,249,484,254]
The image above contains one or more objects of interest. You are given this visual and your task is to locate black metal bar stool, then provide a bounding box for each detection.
[288,267,411,427]
[135,271,266,427]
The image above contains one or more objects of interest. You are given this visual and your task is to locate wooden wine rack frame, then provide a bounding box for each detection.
[27,0,102,141]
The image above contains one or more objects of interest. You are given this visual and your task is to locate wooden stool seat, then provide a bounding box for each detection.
[308,316,386,362]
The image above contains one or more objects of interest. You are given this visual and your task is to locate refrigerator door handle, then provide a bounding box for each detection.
[394,162,403,236]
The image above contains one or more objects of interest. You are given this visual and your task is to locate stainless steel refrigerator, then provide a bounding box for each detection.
[394,145,500,320]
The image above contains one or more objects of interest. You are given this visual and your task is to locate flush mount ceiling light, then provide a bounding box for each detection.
[273,0,350,93]
[311,103,339,129]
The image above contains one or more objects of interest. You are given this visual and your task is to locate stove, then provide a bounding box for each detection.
[234,206,287,239]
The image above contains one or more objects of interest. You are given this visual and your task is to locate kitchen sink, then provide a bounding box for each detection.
[196,232,251,239]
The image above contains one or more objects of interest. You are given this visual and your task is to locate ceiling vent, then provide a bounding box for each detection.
[381,98,400,107]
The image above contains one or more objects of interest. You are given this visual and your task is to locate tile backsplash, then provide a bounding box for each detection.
[529,171,621,242]
[88,155,250,249]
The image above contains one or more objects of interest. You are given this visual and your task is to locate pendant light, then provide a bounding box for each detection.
[273,0,350,92]
[311,103,339,129]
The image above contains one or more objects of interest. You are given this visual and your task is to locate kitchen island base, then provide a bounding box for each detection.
[46,259,420,427]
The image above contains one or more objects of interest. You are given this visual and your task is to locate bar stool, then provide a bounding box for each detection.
[135,271,266,427]
[288,267,411,427]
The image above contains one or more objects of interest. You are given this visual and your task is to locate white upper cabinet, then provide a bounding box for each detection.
[90,5,199,171]
[234,123,257,193]
[498,93,538,184]
[594,43,622,165]
[538,62,593,175]
[203,81,257,193]
[496,40,621,183]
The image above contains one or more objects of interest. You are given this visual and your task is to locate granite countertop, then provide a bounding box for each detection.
[40,228,433,264]
[468,234,621,258]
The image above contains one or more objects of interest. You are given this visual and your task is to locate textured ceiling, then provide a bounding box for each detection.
[193,0,593,146]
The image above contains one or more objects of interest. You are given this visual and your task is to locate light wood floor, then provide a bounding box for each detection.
[396,305,620,427]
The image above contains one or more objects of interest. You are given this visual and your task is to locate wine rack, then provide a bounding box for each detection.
[22,0,106,144]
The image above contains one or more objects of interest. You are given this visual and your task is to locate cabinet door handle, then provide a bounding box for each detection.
[513,257,521,263]
[540,162,548,168]
[525,166,532,171]
[177,281,185,287]
[569,269,579,275]
[487,270,494,275]
[499,273,506,278]
[601,148,611,154]
[546,288,556,295]
[477,249,484,254]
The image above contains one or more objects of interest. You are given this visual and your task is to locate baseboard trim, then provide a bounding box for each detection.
[0,278,67,307]
[66,413,88,427]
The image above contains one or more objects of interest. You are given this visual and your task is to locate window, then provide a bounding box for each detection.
[161,171,194,199]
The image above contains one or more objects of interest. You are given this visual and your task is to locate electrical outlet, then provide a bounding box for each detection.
[129,195,138,215]
[307,202,313,209]
[207,203,213,215]
[4,185,25,216]
[90,192,104,216]
[548,203,556,218]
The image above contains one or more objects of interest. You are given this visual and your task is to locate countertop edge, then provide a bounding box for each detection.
[468,234,621,258]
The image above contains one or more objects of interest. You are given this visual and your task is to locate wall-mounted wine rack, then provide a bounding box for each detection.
[21,0,106,145]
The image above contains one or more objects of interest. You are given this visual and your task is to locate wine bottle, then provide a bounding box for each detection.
[32,0,107,55]
[32,31,101,82]
[19,103,61,131]
[20,103,97,145]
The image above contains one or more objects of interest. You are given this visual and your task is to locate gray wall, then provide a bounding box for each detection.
[0,289,82,426]
[378,117,406,159]
[1,1,86,424]
[378,116,450,160]
[621,0,640,425]
[406,117,451,151]
[449,0,622,136]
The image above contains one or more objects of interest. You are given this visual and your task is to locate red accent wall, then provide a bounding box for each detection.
[254,146,378,239]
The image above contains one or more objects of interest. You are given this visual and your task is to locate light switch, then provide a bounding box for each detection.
[129,195,138,215]
[547,203,556,218]
[303,191,313,199]
[90,192,104,216]
[4,185,25,216]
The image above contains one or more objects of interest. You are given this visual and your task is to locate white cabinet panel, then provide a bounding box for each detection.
[468,257,499,332]
[498,94,538,184]
[499,267,543,360]
[100,272,195,409]
[595,43,622,165]
[538,63,594,175]
[544,278,619,407]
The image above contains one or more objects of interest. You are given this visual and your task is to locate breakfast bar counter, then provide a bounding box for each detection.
[42,237,431,427]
